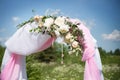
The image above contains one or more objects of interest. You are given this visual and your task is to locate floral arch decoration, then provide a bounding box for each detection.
[0,15,104,80]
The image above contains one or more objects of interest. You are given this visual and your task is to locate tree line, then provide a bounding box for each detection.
[98,47,120,57]
[0,43,120,64]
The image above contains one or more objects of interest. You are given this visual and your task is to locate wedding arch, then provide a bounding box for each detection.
[0,15,104,80]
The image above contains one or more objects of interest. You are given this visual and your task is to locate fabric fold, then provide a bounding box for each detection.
[5,22,52,56]
[0,38,54,80]
[84,57,101,80]
[0,53,24,80]
[0,20,104,80]
[77,22,104,80]
[0,22,55,80]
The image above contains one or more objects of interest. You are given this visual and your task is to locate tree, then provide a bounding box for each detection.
[114,48,120,56]
[108,50,113,55]
[0,45,5,67]
[35,42,62,63]
[98,47,106,57]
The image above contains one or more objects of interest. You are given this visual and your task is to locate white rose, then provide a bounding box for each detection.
[72,41,79,48]
[64,33,73,43]
[34,15,40,22]
[59,25,70,33]
[54,17,65,26]
[38,22,43,28]
[44,18,54,28]
[55,30,60,37]
[65,33,73,40]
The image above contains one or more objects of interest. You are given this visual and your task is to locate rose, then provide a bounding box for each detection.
[43,18,54,28]
[72,41,79,48]
[65,33,73,40]
[34,15,40,22]
[54,17,65,26]
[55,30,60,37]
[34,15,44,27]
[64,32,73,43]
[59,25,70,33]
[34,15,43,22]
[38,22,43,28]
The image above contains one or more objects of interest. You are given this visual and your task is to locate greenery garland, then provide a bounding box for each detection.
[17,15,85,56]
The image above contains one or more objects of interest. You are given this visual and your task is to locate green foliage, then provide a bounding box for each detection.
[26,62,84,80]
[31,42,62,63]
[98,47,107,58]
[29,42,84,65]
[114,48,120,56]
[103,64,120,80]
[17,17,34,28]
[0,45,5,69]
[0,44,120,79]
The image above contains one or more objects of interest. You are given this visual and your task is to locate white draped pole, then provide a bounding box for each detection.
[0,22,55,80]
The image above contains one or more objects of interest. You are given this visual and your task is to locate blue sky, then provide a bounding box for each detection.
[0,0,120,52]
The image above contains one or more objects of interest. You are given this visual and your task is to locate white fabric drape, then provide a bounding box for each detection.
[92,36,104,80]
[0,21,103,80]
[1,22,54,80]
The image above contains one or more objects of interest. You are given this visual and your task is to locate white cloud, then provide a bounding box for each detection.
[81,19,96,30]
[12,17,20,22]
[102,29,120,41]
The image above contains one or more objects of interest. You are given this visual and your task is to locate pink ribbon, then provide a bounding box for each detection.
[78,23,101,80]
[0,53,22,80]
[84,57,101,80]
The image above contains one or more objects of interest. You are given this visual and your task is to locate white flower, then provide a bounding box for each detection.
[64,32,73,43]
[59,25,70,33]
[65,33,73,40]
[55,30,60,37]
[44,18,54,28]
[54,17,65,26]
[34,15,40,22]
[38,22,43,28]
[72,41,79,48]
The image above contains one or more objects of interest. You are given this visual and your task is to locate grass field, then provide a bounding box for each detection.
[0,45,120,80]
[26,53,120,80]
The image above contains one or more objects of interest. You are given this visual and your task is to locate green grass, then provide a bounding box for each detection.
[0,45,120,80]
[26,53,120,80]
[27,62,84,80]
[101,55,120,65]
[103,64,120,80]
